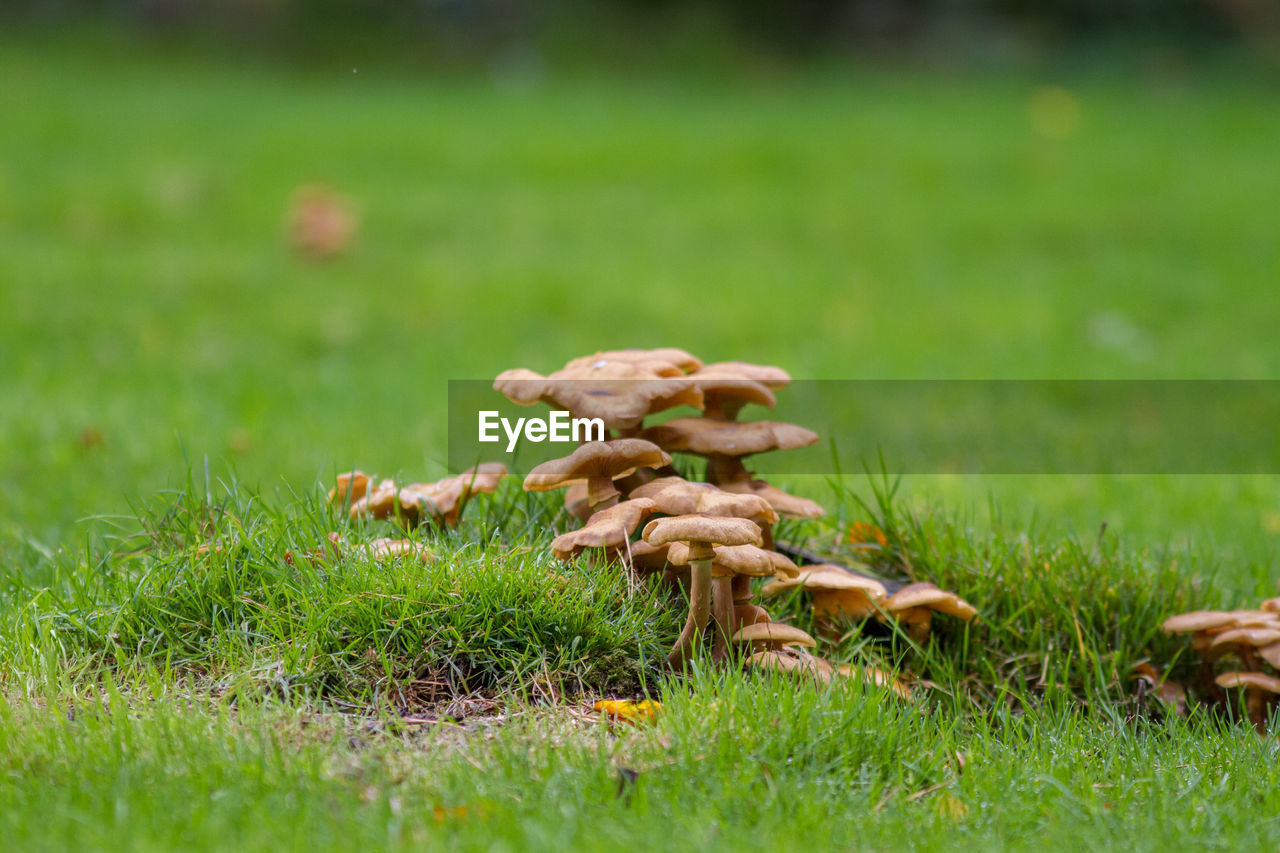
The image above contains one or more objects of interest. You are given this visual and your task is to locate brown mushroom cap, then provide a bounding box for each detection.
[562,348,703,375]
[1209,627,1280,651]
[1215,671,1280,693]
[621,539,672,573]
[716,478,826,519]
[731,622,817,648]
[641,480,778,525]
[761,564,887,598]
[550,499,658,561]
[746,649,834,681]
[396,463,507,525]
[523,440,671,492]
[627,475,693,500]
[884,582,978,621]
[641,514,764,549]
[328,470,372,504]
[1260,643,1280,669]
[640,418,819,459]
[666,542,798,579]
[363,538,435,563]
[1163,611,1247,633]
[1262,597,1280,614]
[835,664,912,700]
[697,361,790,390]
[494,362,702,429]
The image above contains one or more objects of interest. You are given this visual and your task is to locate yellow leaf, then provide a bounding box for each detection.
[594,699,661,726]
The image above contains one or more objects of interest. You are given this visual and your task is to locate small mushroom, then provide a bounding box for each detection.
[328,469,373,504]
[880,582,978,644]
[762,564,889,630]
[835,664,912,700]
[640,418,819,486]
[1215,671,1280,733]
[523,439,671,514]
[687,361,789,421]
[362,538,435,563]
[549,499,658,562]
[746,649,834,682]
[730,622,817,653]
[643,514,763,669]
[494,361,703,431]
[340,464,506,527]
[667,542,798,660]
[716,478,826,520]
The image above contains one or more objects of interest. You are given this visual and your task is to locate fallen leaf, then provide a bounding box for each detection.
[594,699,661,726]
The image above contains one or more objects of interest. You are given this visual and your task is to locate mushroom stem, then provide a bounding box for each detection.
[731,574,752,606]
[667,545,713,669]
[711,576,735,663]
[586,476,621,512]
[705,455,749,486]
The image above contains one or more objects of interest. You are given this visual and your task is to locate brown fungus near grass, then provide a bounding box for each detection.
[880,582,978,644]
[746,649,834,683]
[762,564,889,633]
[494,361,703,432]
[336,464,506,527]
[835,665,912,700]
[523,439,670,514]
[730,622,817,653]
[642,514,763,669]
[549,499,658,562]
[561,348,703,376]
[640,417,819,486]
[666,541,798,660]
[1215,671,1280,733]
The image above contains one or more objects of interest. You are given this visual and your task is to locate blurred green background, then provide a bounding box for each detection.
[2,2,1279,592]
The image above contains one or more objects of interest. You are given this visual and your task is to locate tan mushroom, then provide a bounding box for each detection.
[716,478,826,520]
[880,582,978,644]
[730,622,817,653]
[762,564,889,630]
[667,541,798,660]
[523,439,671,514]
[340,464,506,527]
[549,499,658,562]
[639,417,818,485]
[494,361,702,431]
[362,538,435,563]
[746,649,834,682]
[642,514,763,669]
[835,664,912,700]
[1215,671,1280,733]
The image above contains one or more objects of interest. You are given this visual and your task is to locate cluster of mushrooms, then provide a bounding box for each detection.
[1160,592,1280,732]
[494,347,978,684]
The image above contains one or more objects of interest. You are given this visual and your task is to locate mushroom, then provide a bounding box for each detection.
[745,649,834,682]
[880,582,978,643]
[549,499,658,562]
[1215,671,1280,733]
[835,664,912,700]
[362,538,435,563]
[716,478,826,520]
[642,514,763,668]
[688,361,789,421]
[761,564,889,634]
[523,439,671,514]
[339,464,506,527]
[666,541,798,660]
[730,622,817,654]
[494,361,703,432]
[639,417,818,486]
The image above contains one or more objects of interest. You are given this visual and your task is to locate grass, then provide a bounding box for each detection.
[3,30,1280,851]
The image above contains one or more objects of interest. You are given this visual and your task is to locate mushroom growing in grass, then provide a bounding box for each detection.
[1215,671,1280,733]
[762,564,889,636]
[835,665,912,700]
[550,499,657,563]
[730,622,817,654]
[879,582,978,643]
[642,514,763,669]
[666,541,798,660]
[746,649,834,682]
[331,464,506,528]
[640,418,819,487]
[524,439,670,515]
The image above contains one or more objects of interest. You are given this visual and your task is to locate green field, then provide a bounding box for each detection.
[3,33,1280,850]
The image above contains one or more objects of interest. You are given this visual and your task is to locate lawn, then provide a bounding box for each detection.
[2,31,1280,850]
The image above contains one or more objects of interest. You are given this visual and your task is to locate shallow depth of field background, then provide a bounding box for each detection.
[3,0,1280,593]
